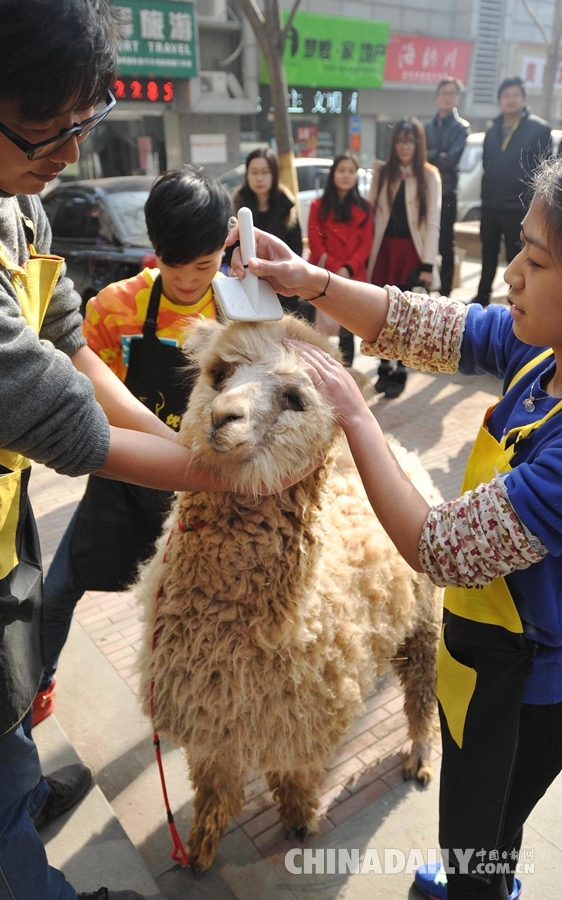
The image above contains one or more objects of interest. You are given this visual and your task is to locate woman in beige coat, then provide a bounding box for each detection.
[368,118,441,398]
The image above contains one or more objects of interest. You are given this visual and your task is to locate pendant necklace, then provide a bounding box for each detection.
[523,361,560,412]
[523,376,538,412]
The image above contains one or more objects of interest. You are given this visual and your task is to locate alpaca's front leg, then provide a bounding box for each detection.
[392,624,439,786]
[267,765,324,838]
[187,755,246,872]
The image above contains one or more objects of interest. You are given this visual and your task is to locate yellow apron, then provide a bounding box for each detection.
[0,200,63,734]
[436,348,562,882]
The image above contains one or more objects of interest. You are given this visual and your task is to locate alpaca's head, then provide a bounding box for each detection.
[179,315,342,494]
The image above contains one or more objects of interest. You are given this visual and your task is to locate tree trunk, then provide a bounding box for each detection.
[236,0,300,201]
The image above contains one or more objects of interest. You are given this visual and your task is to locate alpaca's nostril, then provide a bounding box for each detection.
[212,411,245,430]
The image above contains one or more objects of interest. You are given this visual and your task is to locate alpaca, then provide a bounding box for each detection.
[137,314,442,872]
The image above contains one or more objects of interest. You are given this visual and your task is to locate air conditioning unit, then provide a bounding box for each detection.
[196,0,227,20]
[199,71,229,97]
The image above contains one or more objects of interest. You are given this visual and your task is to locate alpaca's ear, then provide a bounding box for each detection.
[181,316,224,364]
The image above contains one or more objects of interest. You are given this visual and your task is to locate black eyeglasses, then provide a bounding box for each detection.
[0,90,116,161]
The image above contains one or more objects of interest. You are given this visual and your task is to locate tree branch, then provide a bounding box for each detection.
[281,0,302,41]
[522,0,549,45]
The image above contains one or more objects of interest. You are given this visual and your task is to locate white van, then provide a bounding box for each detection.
[456,129,562,222]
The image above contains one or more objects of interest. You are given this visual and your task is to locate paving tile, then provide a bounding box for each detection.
[327,777,390,827]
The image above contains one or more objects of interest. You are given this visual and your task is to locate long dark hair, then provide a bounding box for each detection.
[378,118,430,224]
[233,147,281,214]
[319,151,369,224]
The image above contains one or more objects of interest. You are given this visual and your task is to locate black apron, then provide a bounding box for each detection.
[68,275,196,592]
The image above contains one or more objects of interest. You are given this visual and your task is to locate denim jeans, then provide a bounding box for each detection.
[40,508,84,691]
[0,712,76,899]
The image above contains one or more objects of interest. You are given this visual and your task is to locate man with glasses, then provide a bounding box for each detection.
[0,2,234,898]
[424,77,470,297]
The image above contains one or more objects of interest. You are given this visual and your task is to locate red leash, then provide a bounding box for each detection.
[149,519,207,867]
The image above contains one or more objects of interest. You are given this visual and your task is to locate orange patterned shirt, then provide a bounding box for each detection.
[82,267,218,381]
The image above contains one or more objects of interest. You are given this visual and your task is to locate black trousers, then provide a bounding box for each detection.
[439,192,457,297]
[476,207,522,303]
[443,699,562,899]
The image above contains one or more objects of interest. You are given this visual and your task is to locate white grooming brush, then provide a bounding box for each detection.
[212,207,284,322]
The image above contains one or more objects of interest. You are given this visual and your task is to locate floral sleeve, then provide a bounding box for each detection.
[360,285,468,373]
[418,476,547,587]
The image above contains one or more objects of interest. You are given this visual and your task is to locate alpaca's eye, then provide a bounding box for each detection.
[283,390,306,412]
[210,368,228,390]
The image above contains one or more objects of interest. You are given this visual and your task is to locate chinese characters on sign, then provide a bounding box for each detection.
[287,89,359,115]
[384,34,472,85]
[116,0,197,78]
[261,12,389,90]
[521,56,562,89]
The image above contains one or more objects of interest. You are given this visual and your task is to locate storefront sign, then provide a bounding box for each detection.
[384,34,472,84]
[286,89,359,115]
[115,0,197,77]
[261,12,389,89]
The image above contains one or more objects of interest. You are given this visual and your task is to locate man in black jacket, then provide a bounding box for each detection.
[424,77,470,297]
[471,76,551,306]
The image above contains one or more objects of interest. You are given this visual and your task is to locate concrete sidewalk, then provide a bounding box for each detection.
[29,256,562,898]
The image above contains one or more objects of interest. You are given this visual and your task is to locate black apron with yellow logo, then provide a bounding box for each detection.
[437,349,562,880]
[0,204,64,735]
[67,275,196,592]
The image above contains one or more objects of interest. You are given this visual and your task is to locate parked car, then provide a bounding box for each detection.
[456,129,562,222]
[219,157,371,238]
[41,176,157,310]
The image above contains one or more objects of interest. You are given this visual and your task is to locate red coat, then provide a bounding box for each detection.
[307,197,373,281]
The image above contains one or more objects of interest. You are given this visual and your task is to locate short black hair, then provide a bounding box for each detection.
[436,77,463,94]
[145,168,233,266]
[498,77,526,100]
[0,0,119,120]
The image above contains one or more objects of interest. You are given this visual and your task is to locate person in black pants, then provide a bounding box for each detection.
[424,77,470,298]
[471,76,551,307]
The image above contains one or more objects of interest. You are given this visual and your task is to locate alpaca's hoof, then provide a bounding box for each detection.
[403,740,434,786]
[402,755,434,785]
[189,861,205,879]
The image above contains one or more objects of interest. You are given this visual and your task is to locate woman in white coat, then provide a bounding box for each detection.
[368,118,441,398]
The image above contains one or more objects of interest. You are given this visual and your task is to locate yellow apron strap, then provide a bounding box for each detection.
[502,397,562,462]
[505,348,554,393]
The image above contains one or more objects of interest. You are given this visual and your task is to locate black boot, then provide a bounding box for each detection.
[384,362,408,400]
[375,359,393,394]
[33,764,92,830]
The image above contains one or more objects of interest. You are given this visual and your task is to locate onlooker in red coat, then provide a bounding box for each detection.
[308,152,373,365]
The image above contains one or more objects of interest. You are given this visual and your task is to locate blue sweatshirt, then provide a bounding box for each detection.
[460,304,562,703]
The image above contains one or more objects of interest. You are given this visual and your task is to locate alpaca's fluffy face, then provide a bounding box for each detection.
[179,317,340,493]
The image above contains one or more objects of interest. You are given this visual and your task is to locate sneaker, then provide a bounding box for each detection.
[33,763,92,830]
[77,891,146,899]
[32,678,56,726]
[414,862,523,899]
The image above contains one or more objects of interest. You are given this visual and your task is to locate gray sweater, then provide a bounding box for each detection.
[0,192,110,476]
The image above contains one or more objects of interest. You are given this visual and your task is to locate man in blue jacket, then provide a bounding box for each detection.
[471,76,551,307]
[424,77,470,297]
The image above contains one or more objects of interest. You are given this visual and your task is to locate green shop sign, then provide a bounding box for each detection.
[261,12,389,89]
[115,0,197,77]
